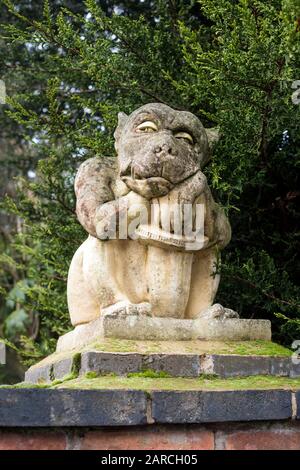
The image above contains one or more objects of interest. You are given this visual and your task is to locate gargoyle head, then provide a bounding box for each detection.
[114,103,219,199]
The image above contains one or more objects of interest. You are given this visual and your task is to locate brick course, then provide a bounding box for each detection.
[0,422,300,450]
[0,430,67,450]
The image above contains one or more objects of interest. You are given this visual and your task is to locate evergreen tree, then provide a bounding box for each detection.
[0,0,299,366]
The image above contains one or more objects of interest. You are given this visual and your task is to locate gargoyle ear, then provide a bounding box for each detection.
[114,112,128,144]
[205,127,220,151]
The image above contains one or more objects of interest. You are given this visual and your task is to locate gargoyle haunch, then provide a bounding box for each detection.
[67,103,236,325]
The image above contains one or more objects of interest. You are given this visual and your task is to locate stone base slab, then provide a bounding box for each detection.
[25,349,300,384]
[56,315,271,352]
[0,388,296,427]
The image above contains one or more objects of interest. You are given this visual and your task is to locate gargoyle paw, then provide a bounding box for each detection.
[102,301,152,318]
[199,303,239,320]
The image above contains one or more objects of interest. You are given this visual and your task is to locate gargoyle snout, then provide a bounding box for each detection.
[153,137,178,158]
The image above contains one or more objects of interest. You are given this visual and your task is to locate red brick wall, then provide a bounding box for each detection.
[1,422,300,450]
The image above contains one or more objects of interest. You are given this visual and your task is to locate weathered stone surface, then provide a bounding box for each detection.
[56,317,104,352]
[0,389,148,427]
[151,390,292,423]
[201,354,298,378]
[201,355,270,378]
[52,358,74,380]
[0,388,294,427]
[80,351,142,376]
[25,355,78,383]
[143,354,201,377]
[102,315,195,342]
[27,348,297,384]
[80,351,201,377]
[24,363,52,384]
[194,318,271,341]
[290,361,300,378]
[56,315,272,352]
[270,357,290,377]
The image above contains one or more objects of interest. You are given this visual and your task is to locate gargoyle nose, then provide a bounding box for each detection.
[154,142,177,156]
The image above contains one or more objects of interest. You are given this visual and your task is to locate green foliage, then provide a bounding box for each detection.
[0,0,299,366]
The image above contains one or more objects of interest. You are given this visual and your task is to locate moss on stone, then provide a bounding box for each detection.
[26,349,76,370]
[220,340,292,357]
[85,371,99,379]
[71,352,81,376]
[50,371,79,386]
[86,338,292,356]
[127,369,171,379]
[24,339,292,378]
[84,371,117,379]
[88,339,140,353]
[52,374,300,392]
[0,381,49,389]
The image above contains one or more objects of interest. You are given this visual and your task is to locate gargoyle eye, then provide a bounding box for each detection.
[174,131,194,144]
[136,121,158,133]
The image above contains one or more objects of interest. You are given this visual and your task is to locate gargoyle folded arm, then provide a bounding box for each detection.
[74,157,118,237]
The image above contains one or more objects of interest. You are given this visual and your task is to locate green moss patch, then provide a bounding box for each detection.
[52,374,300,392]
[127,369,171,379]
[87,338,292,356]
[24,339,292,376]
[0,382,49,389]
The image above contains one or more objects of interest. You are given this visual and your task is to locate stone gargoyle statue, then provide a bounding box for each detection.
[67,103,238,327]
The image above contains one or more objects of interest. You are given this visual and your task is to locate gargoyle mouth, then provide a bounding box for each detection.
[120,160,172,183]
[121,175,172,185]
[121,176,174,198]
